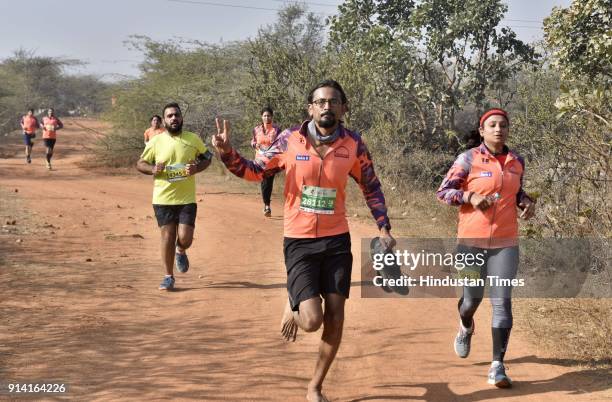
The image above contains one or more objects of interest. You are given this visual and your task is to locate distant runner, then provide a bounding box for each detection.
[251,107,281,217]
[41,108,63,170]
[144,115,165,144]
[212,80,394,402]
[20,108,40,164]
[437,108,536,388]
[136,103,213,291]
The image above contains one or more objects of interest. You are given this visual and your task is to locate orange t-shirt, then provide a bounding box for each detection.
[21,115,39,134]
[144,127,165,142]
[42,116,63,139]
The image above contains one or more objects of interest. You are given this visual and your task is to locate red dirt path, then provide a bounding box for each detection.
[0,119,609,401]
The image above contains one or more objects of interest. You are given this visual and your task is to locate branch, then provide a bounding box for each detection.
[579,109,611,128]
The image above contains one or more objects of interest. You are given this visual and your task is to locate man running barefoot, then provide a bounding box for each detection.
[136,103,213,290]
[212,80,394,402]
[20,109,40,164]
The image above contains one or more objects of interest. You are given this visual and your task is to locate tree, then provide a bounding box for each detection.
[244,4,330,130]
[0,49,80,129]
[545,0,611,125]
[540,0,611,238]
[109,36,250,140]
[329,0,537,144]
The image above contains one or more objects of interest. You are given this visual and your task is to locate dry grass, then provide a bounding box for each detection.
[0,128,25,158]
[514,299,612,368]
[343,177,457,238]
[84,129,143,169]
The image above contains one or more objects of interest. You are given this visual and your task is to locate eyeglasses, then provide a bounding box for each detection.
[311,98,341,107]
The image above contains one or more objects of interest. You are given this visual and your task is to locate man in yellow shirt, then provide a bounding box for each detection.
[137,103,212,290]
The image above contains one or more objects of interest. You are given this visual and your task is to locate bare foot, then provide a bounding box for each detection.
[306,388,329,402]
[280,299,298,342]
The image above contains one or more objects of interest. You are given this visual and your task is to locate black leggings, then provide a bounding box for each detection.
[261,174,275,205]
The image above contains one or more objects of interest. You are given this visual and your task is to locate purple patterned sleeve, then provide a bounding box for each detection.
[220,129,290,182]
[349,134,391,230]
[437,151,472,206]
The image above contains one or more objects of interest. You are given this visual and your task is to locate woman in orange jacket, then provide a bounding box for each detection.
[143,115,164,144]
[437,108,536,388]
[251,107,281,217]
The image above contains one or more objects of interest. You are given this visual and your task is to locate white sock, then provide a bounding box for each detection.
[460,320,473,333]
[491,360,503,367]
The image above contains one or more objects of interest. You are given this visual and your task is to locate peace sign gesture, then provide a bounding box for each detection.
[212,117,232,154]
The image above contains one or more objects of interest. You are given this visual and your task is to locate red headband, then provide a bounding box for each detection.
[479,108,509,127]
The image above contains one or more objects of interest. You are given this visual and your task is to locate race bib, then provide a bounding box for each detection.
[165,163,189,182]
[299,186,336,214]
[45,124,55,131]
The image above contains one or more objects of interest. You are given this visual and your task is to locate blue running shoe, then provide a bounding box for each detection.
[454,319,475,358]
[159,276,175,291]
[175,252,189,273]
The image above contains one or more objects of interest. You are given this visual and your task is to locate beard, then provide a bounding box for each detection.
[318,113,336,128]
[166,121,183,134]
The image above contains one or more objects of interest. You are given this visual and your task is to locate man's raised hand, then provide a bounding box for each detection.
[212,117,232,154]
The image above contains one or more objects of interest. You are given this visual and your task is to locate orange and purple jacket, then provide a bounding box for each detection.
[221,121,390,238]
[251,123,281,153]
[437,144,532,247]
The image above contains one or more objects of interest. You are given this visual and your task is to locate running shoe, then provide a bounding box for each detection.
[46,161,52,170]
[159,276,175,291]
[263,206,271,217]
[488,361,512,388]
[26,156,31,164]
[454,319,475,358]
[175,251,189,273]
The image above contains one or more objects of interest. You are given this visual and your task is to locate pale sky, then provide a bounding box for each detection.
[0,0,572,80]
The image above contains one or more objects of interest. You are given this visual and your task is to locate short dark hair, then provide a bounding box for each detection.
[27,108,34,113]
[162,102,181,116]
[307,79,347,104]
[261,106,273,116]
[151,114,162,122]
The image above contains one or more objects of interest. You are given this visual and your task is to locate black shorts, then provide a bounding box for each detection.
[153,203,197,227]
[284,232,352,311]
[43,138,56,149]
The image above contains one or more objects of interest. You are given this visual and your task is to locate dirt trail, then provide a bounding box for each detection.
[0,119,609,401]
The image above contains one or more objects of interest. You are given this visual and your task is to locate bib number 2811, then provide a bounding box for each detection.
[299,186,336,214]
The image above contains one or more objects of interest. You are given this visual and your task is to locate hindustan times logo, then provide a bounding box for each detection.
[372,250,486,271]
